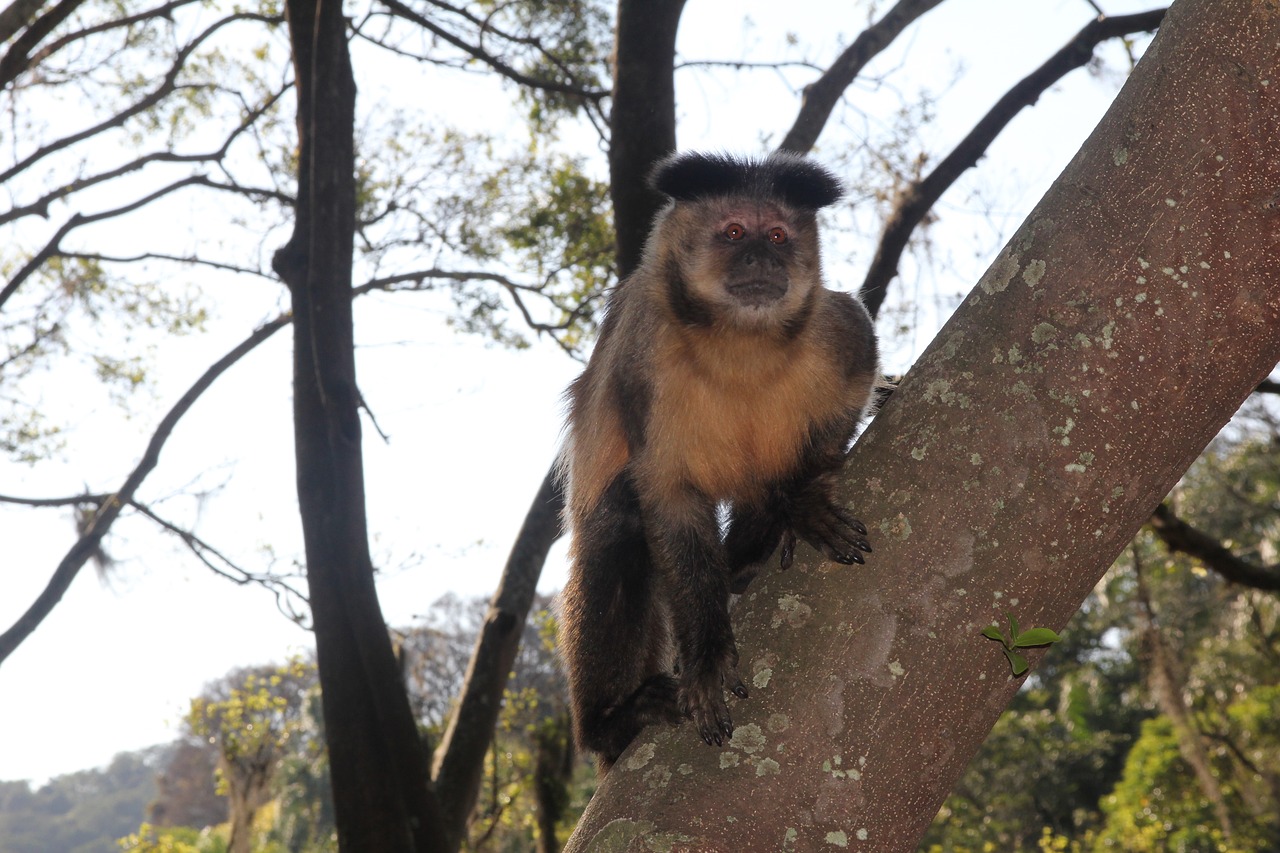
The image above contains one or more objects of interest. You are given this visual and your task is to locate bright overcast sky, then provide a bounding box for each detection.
[0,0,1159,784]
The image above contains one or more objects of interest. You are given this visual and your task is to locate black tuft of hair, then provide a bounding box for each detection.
[649,151,844,210]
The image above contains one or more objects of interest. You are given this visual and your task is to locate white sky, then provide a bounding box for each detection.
[0,0,1160,784]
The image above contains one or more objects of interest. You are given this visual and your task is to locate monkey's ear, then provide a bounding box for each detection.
[649,151,844,211]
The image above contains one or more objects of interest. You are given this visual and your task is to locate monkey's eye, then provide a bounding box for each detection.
[768,227,788,245]
[724,223,746,240]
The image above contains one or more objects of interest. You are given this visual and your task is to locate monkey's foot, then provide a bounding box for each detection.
[679,659,748,747]
[786,495,872,568]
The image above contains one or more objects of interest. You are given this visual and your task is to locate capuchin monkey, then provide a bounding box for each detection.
[559,151,879,770]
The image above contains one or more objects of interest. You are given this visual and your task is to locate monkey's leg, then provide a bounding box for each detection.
[647,491,749,747]
[724,500,787,594]
[561,475,681,769]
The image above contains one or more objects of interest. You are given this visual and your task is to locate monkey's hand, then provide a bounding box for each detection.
[781,484,872,569]
[678,648,748,747]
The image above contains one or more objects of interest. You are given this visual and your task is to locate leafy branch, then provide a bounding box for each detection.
[982,614,1061,676]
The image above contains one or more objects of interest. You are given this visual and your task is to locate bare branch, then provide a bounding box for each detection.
[676,58,825,74]
[857,8,1167,317]
[0,81,291,227]
[129,500,311,623]
[56,250,272,280]
[0,10,281,184]
[417,0,602,93]
[777,0,947,154]
[24,0,201,70]
[1,174,290,311]
[377,0,607,100]
[1149,503,1280,592]
[0,490,110,508]
[0,313,290,667]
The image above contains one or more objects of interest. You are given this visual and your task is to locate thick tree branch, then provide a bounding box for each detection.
[0,314,289,667]
[566,0,1280,845]
[777,0,947,154]
[608,0,685,277]
[858,8,1167,316]
[0,0,50,45]
[1149,502,1280,591]
[0,0,86,87]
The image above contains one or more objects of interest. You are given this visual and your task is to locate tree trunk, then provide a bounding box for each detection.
[273,2,445,850]
[426,2,687,837]
[430,468,563,849]
[564,0,1280,848]
[607,0,685,278]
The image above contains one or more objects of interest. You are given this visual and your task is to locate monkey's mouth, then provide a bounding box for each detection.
[726,279,787,307]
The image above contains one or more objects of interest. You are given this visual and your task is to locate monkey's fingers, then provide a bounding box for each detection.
[831,507,871,544]
[681,692,735,747]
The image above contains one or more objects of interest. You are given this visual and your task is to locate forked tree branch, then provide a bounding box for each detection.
[0,314,290,667]
[777,0,948,154]
[0,174,288,312]
[378,0,606,100]
[0,82,291,227]
[0,11,281,183]
[857,8,1168,315]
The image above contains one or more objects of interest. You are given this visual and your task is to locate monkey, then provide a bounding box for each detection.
[558,151,879,771]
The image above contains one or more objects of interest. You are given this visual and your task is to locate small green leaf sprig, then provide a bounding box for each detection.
[982,613,1061,676]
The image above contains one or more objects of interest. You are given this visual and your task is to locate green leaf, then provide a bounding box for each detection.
[1013,627,1062,648]
[1008,612,1021,639]
[981,625,1008,644]
[1003,648,1029,676]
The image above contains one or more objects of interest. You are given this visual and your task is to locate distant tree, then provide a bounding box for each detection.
[0,748,167,853]
[149,740,226,832]
[185,659,314,853]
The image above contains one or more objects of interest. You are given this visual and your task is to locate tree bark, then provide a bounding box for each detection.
[607,0,685,279]
[564,0,1280,848]
[273,1,445,850]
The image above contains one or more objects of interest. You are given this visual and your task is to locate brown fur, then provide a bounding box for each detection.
[559,152,878,770]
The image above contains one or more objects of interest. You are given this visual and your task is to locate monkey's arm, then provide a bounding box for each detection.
[725,417,871,592]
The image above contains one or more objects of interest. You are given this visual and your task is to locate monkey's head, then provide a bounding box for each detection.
[645,151,843,333]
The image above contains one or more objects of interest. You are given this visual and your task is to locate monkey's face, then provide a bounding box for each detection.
[667,198,822,332]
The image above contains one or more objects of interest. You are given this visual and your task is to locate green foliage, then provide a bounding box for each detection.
[117,822,213,853]
[0,749,169,853]
[927,431,1280,851]
[186,659,313,799]
[982,613,1062,676]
